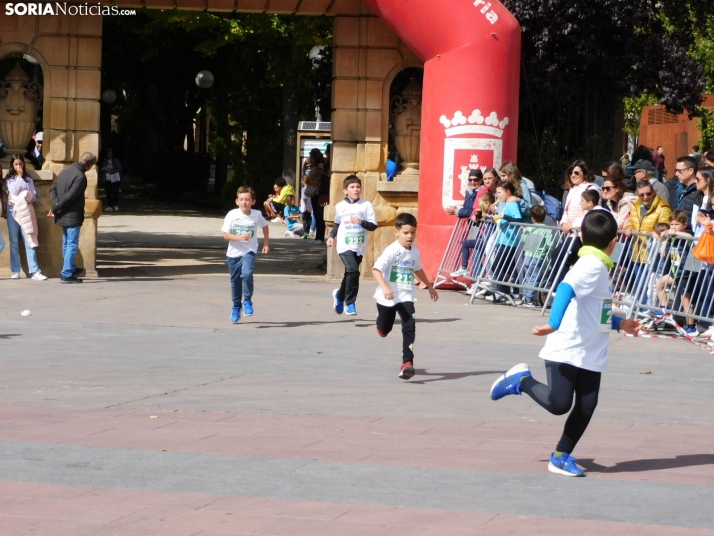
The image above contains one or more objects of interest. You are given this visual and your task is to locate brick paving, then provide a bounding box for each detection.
[0,202,712,534]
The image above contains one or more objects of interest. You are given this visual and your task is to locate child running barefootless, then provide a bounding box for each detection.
[327,175,377,315]
[222,186,270,324]
[490,210,641,477]
[372,213,438,379]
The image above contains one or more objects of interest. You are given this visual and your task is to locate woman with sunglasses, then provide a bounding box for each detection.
[560,160,599,234]
[600,163,635,229]
[444,168,483,218]
[692,166,714,234]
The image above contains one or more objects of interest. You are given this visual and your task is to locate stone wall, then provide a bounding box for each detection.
[328,4,422,278]
[0,13,102,277]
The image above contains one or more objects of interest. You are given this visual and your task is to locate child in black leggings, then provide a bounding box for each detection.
[490,210,641,477]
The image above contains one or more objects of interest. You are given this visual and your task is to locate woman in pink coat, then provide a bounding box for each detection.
[4,155,46,280]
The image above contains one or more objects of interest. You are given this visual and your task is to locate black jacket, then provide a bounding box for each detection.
[666,178,699,220]
[457,188,478,218]
[50,162,88,227]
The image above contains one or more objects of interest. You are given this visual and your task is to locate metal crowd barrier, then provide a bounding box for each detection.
[434,217,477,290]
[619,233,714,335]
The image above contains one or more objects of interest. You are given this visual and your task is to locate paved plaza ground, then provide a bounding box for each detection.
[0,197,713,535]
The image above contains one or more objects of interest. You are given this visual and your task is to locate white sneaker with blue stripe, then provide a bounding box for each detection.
[490,363,532,400]
[548,452,585,477]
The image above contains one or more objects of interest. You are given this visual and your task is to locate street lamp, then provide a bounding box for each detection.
[194,70,214,154]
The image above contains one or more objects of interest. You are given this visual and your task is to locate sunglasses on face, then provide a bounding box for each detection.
[570,170,582,176]
[468,178,481,182]
[638,191,654,198]
[675,168,692,174]
[601,186,613,192]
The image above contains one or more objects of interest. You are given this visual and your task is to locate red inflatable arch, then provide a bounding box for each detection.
[363,0,521,277]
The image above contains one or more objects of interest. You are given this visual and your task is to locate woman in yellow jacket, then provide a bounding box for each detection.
[623,180,672,264]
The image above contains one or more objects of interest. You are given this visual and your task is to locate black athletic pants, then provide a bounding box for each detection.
[376,301,416,363]
[338,251,362,305]
[521,360,601,454]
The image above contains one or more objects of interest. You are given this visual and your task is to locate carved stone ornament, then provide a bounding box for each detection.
[389,78,422,175]
[0,61,43,154]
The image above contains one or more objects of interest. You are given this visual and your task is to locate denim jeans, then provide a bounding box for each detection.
[227,252,256,307]
[523,256,544,301]
[7,205,39,274]
[61,225,81,278]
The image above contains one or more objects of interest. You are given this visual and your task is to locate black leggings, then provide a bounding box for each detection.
[521,360,601,454]
[376,301,416,363]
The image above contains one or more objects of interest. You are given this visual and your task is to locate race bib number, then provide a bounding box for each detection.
[389,265,415,288]
[598,298,613,333]
[345,231,366,246]
[232,223,256,238]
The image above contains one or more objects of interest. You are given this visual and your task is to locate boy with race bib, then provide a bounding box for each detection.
[327,175,378,315]
[490,210,641,476]
[221,186,270,324]
[372,213,438,380]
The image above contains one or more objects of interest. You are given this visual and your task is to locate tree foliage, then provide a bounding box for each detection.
[102,10,332,202]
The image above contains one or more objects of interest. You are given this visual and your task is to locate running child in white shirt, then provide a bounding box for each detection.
[327,175,378,315]
[221,186,270,324]
[490,210,641,477]
[372,213,438,380]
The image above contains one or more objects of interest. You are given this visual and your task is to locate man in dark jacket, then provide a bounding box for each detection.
[49,152,97,284]
[666,156,699,220]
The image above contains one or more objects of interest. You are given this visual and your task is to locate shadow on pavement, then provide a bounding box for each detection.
[0,334,22,339]
[579,454,714,473]
[410,369,502,384]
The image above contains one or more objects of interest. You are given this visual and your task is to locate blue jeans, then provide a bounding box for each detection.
[61,225,81,278]
[523,257,544,301]
[228,252,255,307]
[7,205,39,274]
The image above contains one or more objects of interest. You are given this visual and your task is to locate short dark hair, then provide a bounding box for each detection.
[705,149,714,163]
[529,205,546,223]
[581,189,600,205]
[395,212,417,229]
[636,180,654,192]
[498,181,516,195]
[693,145,700,152]
[343,174,361,188]
[676,155,698,173]
[275,177,287,188]
[581,210,618,249]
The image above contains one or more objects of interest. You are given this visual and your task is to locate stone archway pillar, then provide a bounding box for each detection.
[362,0,521,277]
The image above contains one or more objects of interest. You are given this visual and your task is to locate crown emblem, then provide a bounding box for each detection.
[439,110,509,138]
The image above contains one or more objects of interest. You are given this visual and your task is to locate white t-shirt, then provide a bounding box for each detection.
[539,255,613,372]
[221,208,268,258]
[300,186,313,213]
[334,198,377,256]
[373,241,423,306]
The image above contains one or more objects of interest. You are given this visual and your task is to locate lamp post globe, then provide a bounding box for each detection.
[101,89,117,104]
[195,70,214,90]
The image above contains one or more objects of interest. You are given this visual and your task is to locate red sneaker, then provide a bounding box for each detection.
[399,361,415,380]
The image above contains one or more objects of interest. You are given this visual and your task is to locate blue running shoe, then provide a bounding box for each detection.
[345,303,357,315]
[243,300,254,316]
[490,363,531,401]
[332,289,344,314]
[231,306,241,324]
[684,325,698,335]
[548,452,585,477]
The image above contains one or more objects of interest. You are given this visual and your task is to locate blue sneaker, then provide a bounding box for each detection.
[243,300,254,316]
[490,363,531,401]
[684,325,698,335]
[548,452,585,477]
[332,289,344,315]
[230,306,241,324]
[345,303,357,315]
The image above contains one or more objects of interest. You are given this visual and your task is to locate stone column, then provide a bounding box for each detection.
[328,2,422,278]
[0,12,103,278]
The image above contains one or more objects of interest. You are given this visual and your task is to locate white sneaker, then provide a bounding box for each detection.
[114,206,119,211]
[450,267,470,278]
[284,230,296,238]
[31,270,47,281]
[271,217,284,223]
[700,327,714,339]
[104,206,113,212]
[10,272,20,279]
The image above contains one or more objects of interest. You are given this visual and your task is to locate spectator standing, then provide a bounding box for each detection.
[491,181,525,301]
[666,156,699,220]
[25,132,44,169]
[299,176,314,239]
[304,148,328,244]
[521,205,556,308]
[499,161,533,209]
[600,163,635,229]
[691,145,704,164]
[621,153,630,168]
[4,155,45,280]
[49,152,96,284]
[100,149,123,212]
[653,146,666,176]
[560,160,599,235]
[692,165,714,234]
[703,150,714,167]
[632,159,669,205]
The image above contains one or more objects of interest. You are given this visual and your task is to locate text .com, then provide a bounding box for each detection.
[4,3,137,16]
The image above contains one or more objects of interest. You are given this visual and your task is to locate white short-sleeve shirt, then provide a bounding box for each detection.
[334,198,377,256]
[373,241,423,306]
[221,208,268,258]
[539,255,613,372]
